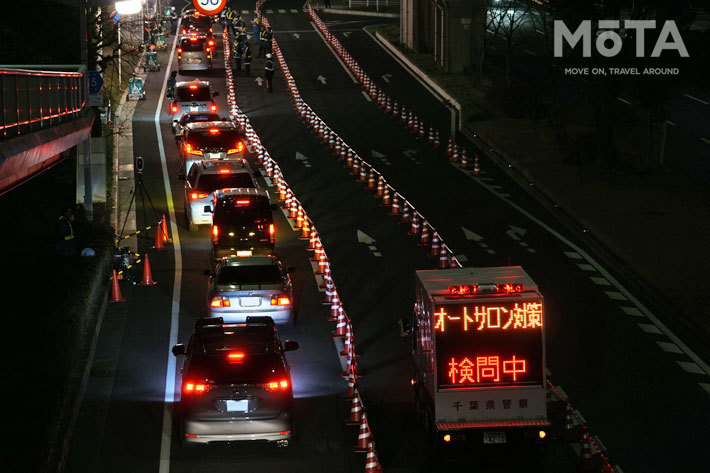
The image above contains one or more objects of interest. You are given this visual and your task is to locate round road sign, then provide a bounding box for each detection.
[192,0,227,16]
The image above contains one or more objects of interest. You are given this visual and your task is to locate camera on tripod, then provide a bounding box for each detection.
[136,156,144,174]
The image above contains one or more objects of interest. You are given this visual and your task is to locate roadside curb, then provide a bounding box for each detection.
[321,7,399,18]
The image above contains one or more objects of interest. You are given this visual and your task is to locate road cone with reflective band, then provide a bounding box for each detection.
[400,105,407,123]
[385,97,392,114]
[390,193,401,215]
[563,404,576,442]
[381,185,391,206]
[344,368,357,400]
[352,157,360,176]
[295,206,304,229]
[460,148,468,169]
[364,441,383,473]
[300,218,311,240]
[335,141,342,157]
[160,214,172,243]
[346,149,354,168]
[152,222,165,250]
[347,391,363,425]
[329,294,340,321]
[434,129,440,149]
[367,168,375,189]
[393,100,400,118]
[438,245,449,269]
[308,229,319,252]
[139,253,158,286]
[446,137,453,158]
[317,248,329,275]
[278,181,287,201]
[418,121,426,140]
[339,146,347,161]
[341,323,353,356]
[334,308,347,338]
[473,153,481,176]
[289,199,298,219]
[401,202,411,224]
[427,125,434,146]
[359,165,367,183]
[420,223,431,246]
[431,232,441,258]
[375,176,384,198]
[284,189,293,211]
[312,240,323,262]
[109,269,125,303]
[409,212,420,235]
[451,144,459,163]
[578,426,595,472]
[354,413,371,452]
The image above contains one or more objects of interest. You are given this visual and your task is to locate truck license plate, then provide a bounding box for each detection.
[483,432,506,444]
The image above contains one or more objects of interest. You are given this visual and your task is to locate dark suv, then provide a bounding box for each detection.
[172,317,298,446]
[180,121,249,174]
[209,188,276,260]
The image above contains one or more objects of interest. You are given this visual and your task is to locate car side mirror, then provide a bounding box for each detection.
[172,343,185,356]
[177,172,185,180]
[212,91,220,97]
[204,205,212,213]
[286,266,296,274]
[203,269,213,276]
[284,340,299,352]
[398,318,412,342]
[270,203,278,211]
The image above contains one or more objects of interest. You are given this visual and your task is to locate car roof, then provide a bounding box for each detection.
[218,255,279,268]
[175,80,210,89]
[195,159,251,174]
[185,121,237,131]
[215,187,269,199]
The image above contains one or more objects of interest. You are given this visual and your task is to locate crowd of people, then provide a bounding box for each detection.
[222,8,275,91]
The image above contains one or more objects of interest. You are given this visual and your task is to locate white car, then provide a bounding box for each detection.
[170,80,218,122]
[172,111,221,140]
[182,159,256,231]
[178,120,249,175]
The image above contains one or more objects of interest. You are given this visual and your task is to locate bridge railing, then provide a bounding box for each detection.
[0,67,85,140]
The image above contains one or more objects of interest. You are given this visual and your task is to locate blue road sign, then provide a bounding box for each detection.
[88,71,103,94]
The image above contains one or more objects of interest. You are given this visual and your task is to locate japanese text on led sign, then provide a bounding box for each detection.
[448,355,527,385]
[434,302,542,332]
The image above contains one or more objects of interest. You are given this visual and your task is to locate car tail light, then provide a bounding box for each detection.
[177,55,182,60]
[177,47,182,53]
[190,192,209,200]
[210,296,230,308]
[264,379,289,391]
[208,127,220,134]
[189,84,198,90]
[218,168,231,174]
[235,199,250,205]
[184,143,203,156]
[269,223,274,244]
[208,39,215,47]
[270,295,291,306]
[211,225,219,244]
[171,105,178,113]
[227,141,245,155]
[227,351,245,362]
[210,102,217,112]
[181,28,186,34]
[183,381,211,395]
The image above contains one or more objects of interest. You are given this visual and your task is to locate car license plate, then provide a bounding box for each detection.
[190,106,199,112]
[483,432,506,444]
[225,400,248,412]
[240,297,260,307]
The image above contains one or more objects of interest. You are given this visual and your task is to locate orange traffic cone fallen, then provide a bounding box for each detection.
[139,253,158,286]
[109,269,125,303]
[161,214,172,243]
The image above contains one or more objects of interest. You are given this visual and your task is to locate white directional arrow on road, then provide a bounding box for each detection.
[357,230,381,257]
[382,74,393,83]
[371,150,391,165]
[317,75,327,85]
[403,149,418,157]
[343,32,351,38]
[254,77,264,86]
[293,33,300,39]
[506,225,536,253]
[295,152,311,168]
[462,226,496,254]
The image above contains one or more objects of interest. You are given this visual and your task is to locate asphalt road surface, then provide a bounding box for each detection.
[66,3,710,473]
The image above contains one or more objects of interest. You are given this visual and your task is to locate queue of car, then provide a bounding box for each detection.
[168,12,298,449]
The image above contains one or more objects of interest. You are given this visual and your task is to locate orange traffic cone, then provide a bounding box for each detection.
[347,390,364,425]
[434,129,440,149]
[364,441,383,473]
[354,413,371,453]
[375,175,384,198]
[473,153,481,176]
[578,426,595,472]
[139,253,158,286]
[409,212,420,235]
[381,185,391,206]
[161,214,172,243]
[401,202,411,224]
[329,295,340,322]
[389,192,400,215]
[334,307,347,338]
[431,232,441,258]
[367,168,375,189]
[358,166,367,183]
[344,369,357,400]
[446,137,453,157]
[419,222,431,247]
[460,148,468,169]
[438,245,449,269]
[295,206,304,230]
[300,218,311,240]
[152,222,165,250]
[351,157,360,176]
[109,269,125,303]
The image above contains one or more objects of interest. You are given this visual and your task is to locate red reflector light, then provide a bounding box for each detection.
[177,47,182,53]
[279,430,290,435]
[227,352,245,361]
[190,192,209,200]
[189,84,198,90]
[212,225,219,239]
[210,104,217,112]
[185,433,197,438]
[235,199,250,205]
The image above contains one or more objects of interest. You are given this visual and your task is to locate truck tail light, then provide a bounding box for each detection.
[227,351,245,362]
[211,225,219,244]
[538,430,547,439]
[227,141,245,155]
[269,223,274,243]
[270,295,291,306]
[190,192,209,200]
[210,296,230,308]
[183,381,211,395]
[264,379,289,391]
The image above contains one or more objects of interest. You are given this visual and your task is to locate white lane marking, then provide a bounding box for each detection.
[605,291,627,301]
[677,361,705,375]
[555,385,568,399]
[699,383,710,395]
[524,49,536,56]
[242,9,250,14]
[278,9,286,13]
[638,323,662,335]
[667,120,677,126]
[617,96,632,105]
[621,306,644,317]
[657,342,683,354]
[590,276,611,286]
[157,21,182,473]
[683,93,709,105]
[311,21,358,83]
[361,90,372,101]
[486,249,496,254]
[536,29,545,35]
[701,137,710,145]
[266,9,274,13]
[463,163,710,376]
[565,251,583,259]
[577,263,595,271]
[291,9,298,13]
[373,251,382,257]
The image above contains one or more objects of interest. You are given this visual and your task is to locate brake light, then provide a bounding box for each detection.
[227,141,245,155]
[269,223,274,244]
[208,39,215,47]
[211,224,219,243]
[218,168,231,174]
[190,192,209,200]
[206,47,212,53]
[190,37,197,42]
[227,351,245,362]
[235,199,250,205]
[171,105,178,113]
[177,47,182,53]
[264,379,289,391]
[184,144,203,156]
[210,102,217,112]
[183,381,211,395]
[189,84,198,90]
[270,295,291,306]
[210,296,230,307]
[208,128,220,134]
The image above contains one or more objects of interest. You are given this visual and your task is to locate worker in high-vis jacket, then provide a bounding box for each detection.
[264,53,275,92]
[56,207,77,257]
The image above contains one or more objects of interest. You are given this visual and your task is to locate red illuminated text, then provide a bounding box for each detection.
[434,303,542,332]
[447,355,528,384]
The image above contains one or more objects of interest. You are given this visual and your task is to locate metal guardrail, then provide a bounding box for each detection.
[0,67,86,139]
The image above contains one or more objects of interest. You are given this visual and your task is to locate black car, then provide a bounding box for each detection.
[172,317,298,446]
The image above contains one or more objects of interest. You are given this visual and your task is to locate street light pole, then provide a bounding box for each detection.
[118,21,122,90]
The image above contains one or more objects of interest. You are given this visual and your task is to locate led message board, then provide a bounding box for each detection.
[434,299,543,389]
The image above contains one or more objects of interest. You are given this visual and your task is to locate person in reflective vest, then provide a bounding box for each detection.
[252,17,261,43]
[232,40,244,73]
[56,207,76,257]
[264,53,275,92]
[258,25,266,57]
[226,9,236,34]
[263,27,273,56]
[243,41,252,76]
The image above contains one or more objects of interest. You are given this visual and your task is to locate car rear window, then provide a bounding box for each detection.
[216,264,282,286]
[185,17,212,29]
[190,353,286,385]
[213,196,272,227]
[196,173,254,192]
[180,38,205,51]
[176,86,211,101]
[182,113,219,125]
[185,129,244,149]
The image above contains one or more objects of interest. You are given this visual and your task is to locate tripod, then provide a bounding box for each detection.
[118,166,160,246]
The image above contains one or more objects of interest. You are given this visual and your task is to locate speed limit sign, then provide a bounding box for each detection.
[192,0,227,16]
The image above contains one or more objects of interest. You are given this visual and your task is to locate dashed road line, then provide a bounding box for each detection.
[278,9,286,13]
[291,9,298,13]
[621,306,644,317]
[667,120,676,127]
[590,276,611,286]
[699,383,710,394]
[524,49,536,56]
[638,323,662,335]
[657,341,683,354]
[677,361,705,375]
[535,29,545,35]
[565,251,583,259]
[701,137,710,145]
[605,291,627,301]
[577,263,596,271]
[683,93,709,105]
[361,90,372,101]
[617,96,632,105]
